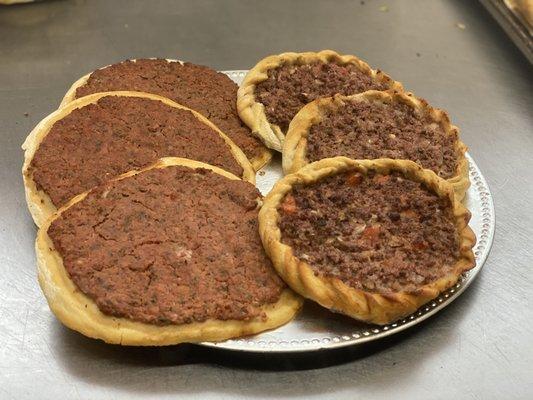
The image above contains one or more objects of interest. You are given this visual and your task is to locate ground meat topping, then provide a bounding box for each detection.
[278,171,460,293]
[29,96,243,207]
[254,61,390,132]
[48,166,285,325]
[74,59,267,161]
[307,100,458,179]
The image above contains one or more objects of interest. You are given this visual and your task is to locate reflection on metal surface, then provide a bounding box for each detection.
[199,71,496,353]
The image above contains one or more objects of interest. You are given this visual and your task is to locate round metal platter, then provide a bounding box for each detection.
[199,70,495,353]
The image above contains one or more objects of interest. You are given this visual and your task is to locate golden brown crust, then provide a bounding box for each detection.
[59,71,92,108]
[22,91,256,227]
[59,60,273,171]
[283,90,470,201]
[36,157,303,346]
[237,50,404,152]
[259,157,476,325]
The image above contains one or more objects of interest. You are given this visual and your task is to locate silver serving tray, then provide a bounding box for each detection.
[199,70,495,353]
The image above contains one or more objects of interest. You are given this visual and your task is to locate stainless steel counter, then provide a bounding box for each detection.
[0,1,532,399]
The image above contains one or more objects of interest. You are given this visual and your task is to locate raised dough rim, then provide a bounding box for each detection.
[236,50,405,152]
[22,90,256,227]
[258,157,476,325]
[59,58,273,171]
[282,90,470,201]
[36,157,303,346]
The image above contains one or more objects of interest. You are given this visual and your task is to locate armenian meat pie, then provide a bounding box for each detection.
[36,158,302,345]
[259,157,475,325]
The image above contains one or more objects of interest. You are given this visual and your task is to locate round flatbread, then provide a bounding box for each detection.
[22,91,255,227]
[36,157,302,346]
[259,157,475,325]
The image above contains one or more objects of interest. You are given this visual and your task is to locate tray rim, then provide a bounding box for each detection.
[199,70,495,353]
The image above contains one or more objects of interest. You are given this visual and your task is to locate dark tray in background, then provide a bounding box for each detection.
[480,0,533,63]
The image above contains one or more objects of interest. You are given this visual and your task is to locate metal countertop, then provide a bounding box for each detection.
[0,1,532,399]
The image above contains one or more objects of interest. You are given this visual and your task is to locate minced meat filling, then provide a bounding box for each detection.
[75,59,267,161]
[278,171,460,293]
[29,96,243,207]
[48,166,285,325]
[307,100,458,179]
[254,61,390,132]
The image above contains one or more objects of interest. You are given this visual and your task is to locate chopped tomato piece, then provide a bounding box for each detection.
[346,172,363,187]
[281,194,297,214]
[413,241,428,251]
[401,209,418,219]
[399,194,409,206]
[374,174,390,184]
[360,225,381,246]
